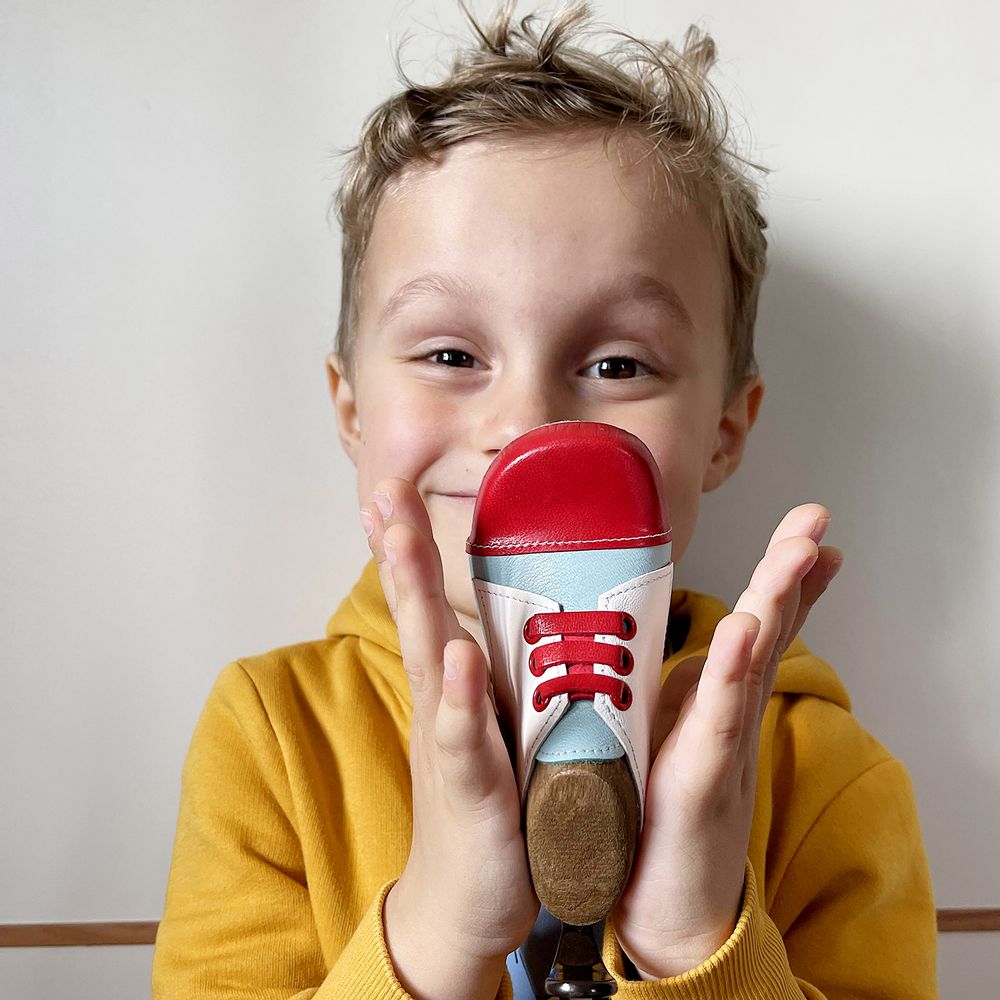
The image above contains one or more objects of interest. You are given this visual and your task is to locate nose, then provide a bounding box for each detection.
[472,364,571,457]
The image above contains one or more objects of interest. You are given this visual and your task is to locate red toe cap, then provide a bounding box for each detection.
[467,421,671,557]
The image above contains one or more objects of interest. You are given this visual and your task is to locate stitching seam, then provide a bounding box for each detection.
[472,532,670,549]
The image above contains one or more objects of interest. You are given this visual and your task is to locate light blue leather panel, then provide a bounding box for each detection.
[535,700,624,761]
[470,544,670,611]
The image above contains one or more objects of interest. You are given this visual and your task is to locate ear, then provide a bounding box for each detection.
[701,375,765,493]
[325,351,361,466]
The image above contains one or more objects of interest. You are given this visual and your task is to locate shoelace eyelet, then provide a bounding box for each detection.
[619,648,633,674]
[524,611,637,711]
[527,650,545,677]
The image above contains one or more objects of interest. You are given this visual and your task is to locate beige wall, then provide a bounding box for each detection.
[2,0,997,994]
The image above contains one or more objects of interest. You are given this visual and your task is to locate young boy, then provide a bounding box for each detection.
[152,3,937,997]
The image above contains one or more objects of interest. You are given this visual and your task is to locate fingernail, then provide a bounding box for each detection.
[359,508,374,538]
[744,618,762,645]
[374,491,392,519]
[825,555,844,582]
[383,538,397,566]
[443,649,458,680]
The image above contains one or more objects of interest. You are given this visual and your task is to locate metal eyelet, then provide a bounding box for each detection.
[532,689,548,712]
[621,614,636,637]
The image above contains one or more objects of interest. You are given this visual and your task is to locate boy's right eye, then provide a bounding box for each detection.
[424,348,478,368]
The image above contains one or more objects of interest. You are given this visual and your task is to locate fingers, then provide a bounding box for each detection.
[787,545,843,642]
[757,503,828,659]
[686,613,761,772]
[360,477,436,575]
[435,638,502,802]
[653,505,842,771]
[733,505,845,750]
[362,479,462,729]
[687,505,843,796]
[733,508,826,713]
[736,534,817,658]
[765,503,830,552]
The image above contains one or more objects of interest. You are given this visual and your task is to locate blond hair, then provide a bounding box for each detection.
[330,0,767,405]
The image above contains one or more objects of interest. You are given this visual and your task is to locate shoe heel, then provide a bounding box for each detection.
[525,758,639,926]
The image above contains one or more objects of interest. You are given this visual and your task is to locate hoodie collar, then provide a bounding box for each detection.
[326,558,400,656]
[665,587,851,710]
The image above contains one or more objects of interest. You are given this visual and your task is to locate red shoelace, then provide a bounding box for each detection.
[522,610,637,711]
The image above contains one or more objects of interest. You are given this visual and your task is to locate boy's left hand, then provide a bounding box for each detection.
[613,503,843,980]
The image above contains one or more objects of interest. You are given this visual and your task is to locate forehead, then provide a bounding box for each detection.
[357,131,728,353]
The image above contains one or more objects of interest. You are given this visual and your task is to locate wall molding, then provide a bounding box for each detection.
[935,909,1000,933]
[0,922,159,946]
[0,911,998,946]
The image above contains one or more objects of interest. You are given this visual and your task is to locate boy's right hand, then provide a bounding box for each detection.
[360,478,538,1000]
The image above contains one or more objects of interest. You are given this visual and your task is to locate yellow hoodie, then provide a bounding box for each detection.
[152,560,937,998]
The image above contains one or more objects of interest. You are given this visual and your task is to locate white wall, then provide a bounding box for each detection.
[1,1,996,995]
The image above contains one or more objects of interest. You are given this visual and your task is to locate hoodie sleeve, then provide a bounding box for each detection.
[596,758,937,999]
[151,661,515,1000]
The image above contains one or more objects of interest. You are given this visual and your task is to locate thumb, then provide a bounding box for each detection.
[375,558,398,622]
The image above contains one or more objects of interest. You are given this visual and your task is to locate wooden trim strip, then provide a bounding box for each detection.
[0,922,159,946]
[936,909,1000,933]
[0,910,998,946]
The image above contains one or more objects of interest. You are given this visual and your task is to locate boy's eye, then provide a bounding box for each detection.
[583,356,653,379]
[425,348,479,368]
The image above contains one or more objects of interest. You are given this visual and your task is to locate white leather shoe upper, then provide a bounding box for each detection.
[474,562,674,822]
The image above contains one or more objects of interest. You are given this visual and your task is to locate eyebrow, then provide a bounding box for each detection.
[376,270,694,332]
[378,272,479,327]
[603,272,694,332]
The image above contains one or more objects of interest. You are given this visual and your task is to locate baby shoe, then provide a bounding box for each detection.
[467,420,674,924]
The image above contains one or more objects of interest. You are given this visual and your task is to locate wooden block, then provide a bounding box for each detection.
[525,756,639,925]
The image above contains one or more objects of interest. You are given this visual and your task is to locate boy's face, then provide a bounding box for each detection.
[328,131,763,634]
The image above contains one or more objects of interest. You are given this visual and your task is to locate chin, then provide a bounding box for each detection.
[444,566,479,623]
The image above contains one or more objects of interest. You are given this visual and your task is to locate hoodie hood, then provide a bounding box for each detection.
[326,559,851,711]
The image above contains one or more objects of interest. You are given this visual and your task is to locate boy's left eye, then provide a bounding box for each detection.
[582,356,653,379]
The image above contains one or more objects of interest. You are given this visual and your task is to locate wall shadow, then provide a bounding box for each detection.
[681,249,1000,905]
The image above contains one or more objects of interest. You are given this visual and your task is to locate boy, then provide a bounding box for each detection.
[152,3,937,998]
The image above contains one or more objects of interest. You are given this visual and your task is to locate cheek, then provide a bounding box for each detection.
[659,458,702,554]
[354,387,456,498]
[627,422,709,564]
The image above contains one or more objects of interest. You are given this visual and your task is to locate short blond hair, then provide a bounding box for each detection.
[330,0,767,405]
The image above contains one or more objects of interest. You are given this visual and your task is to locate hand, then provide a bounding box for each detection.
[613,503,843,979]
[360,479,538,1000]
